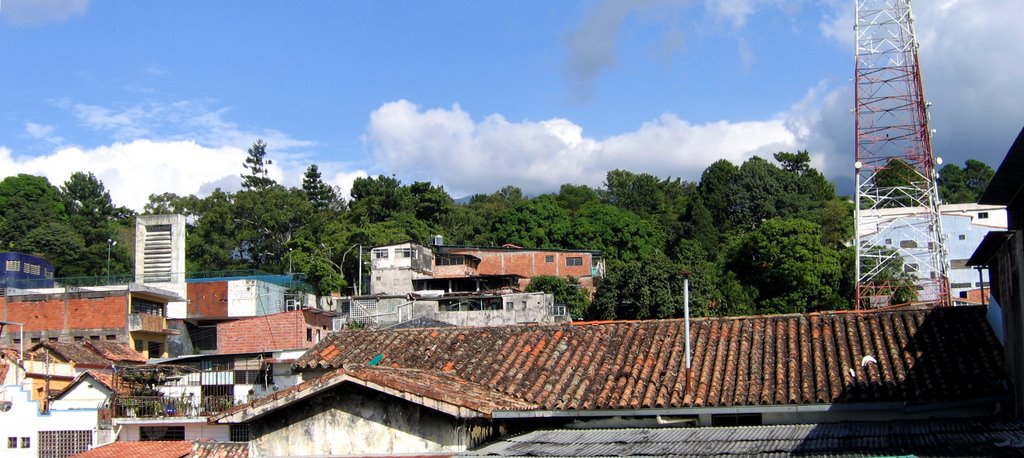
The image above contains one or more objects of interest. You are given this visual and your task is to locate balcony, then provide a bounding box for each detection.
[128,313,168,333]
[111,394,237,419]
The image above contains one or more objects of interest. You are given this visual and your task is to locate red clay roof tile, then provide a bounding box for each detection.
[294,306,1007,410]
[71,441,191,458]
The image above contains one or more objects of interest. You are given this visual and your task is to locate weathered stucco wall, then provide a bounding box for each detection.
[250,384,499,457]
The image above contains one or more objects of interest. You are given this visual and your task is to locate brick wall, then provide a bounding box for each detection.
[2,295,125,332]
[216,310,334,354]
[441,249,594,280]
[187,281,229,318]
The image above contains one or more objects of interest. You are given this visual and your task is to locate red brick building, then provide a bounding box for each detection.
[426,244,604,292]
[215,309,336,354]
[0,284,180,359]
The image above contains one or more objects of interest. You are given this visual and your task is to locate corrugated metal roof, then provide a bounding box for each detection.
[463,420,1024,457]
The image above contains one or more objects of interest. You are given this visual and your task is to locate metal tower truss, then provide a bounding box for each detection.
[854,0,949,308]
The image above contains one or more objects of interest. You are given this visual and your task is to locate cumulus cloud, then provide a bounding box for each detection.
[366,99,803,198]
[1,0,88,25]
[563,0,691,104]
[819,0,1024,168]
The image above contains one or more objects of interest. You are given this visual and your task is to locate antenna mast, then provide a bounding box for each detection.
[854,0,949,308]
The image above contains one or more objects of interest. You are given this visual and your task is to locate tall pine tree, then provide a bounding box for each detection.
[241,139,276,191]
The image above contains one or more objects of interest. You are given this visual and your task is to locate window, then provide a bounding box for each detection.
[131,297,165,316]
[135,340,145,352]
[7,437,16,448]
[4,260,19,272]
[545,255,554,263]
[884,238,892,245]
[950,259,970,269]
[437,255,465,266]
[140,426,185,441]
[306,328,312,342]
[105,335,116,340]
[21,437,30,448]
[230,424,251,442]
[373,249,389,259]
[958,234,966,240]
[148,341,162,358]
[899,240,918,248]
[711,413,762,427]
[951,282,972,289]
[38,430,92,458]
[74,336,84,342]
[397,248,414,258]
[978,212,989,219]
[566,257,583,266]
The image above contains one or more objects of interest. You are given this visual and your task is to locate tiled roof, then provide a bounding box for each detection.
[71,441,247,458]
[295,306,1007,410]
[31,342,112,367]
[188,441,249,458]
[465,420,1024,457]
[86,340,147,363]
[28,341,145,367]
[71,440,192,458]
[215,365,537,423]
[387,317,456,329]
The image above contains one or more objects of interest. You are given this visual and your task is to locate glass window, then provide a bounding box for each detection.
[7,437,16,449]
[978,212,989,219]
[373,249,389,259]
[545,255,554,263]
[566,257,583,266]
[20,437,30,449]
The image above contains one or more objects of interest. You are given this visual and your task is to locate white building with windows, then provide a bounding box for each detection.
[864,203,1007,301]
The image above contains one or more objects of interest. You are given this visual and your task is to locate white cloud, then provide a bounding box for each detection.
[819,0,1024,169]
[563,0,691,104]
[25,122,64,146]
[0,140,246,211]
[1,0,87,25]
[366,99,803,198]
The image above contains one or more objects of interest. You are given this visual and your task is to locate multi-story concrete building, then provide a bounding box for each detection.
[0,284,182,359]
[369,242,604,296]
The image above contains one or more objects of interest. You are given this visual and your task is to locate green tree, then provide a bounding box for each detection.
[302,164,342,212]
[59,172,131,277]
[241,139,276,191]
[234,185,313,271]
[602,169,666,219]
[408,181,453,226]
[566,203,666,263]
[526,275,590,319]
[589,253,686,320]
[727,218,847,314]
[348,175,413,224]
[0,174,68,250]
[490,195,571,248]
[938,159,995,204]
[555,184,600,213]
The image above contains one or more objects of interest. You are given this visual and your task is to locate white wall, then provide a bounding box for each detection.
[0,383,100,458]
[228,280,286,317]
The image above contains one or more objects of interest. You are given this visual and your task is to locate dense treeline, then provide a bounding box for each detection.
[0,140,994,320]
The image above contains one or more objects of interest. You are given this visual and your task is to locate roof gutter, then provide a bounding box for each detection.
[491,397,1008,419]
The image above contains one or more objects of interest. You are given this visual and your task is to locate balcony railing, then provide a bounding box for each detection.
[111,395,237,419]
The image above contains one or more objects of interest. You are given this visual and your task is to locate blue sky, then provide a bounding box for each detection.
[1,0,1021,210]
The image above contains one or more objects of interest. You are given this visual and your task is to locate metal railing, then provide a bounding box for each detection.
[111,395,237,418]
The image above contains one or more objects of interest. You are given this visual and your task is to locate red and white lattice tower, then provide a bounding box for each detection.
[854,0,949,308]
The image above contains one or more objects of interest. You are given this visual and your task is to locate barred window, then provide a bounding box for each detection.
[38,430,92,458]
[230,424,251,442]
[4,260,19,272]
